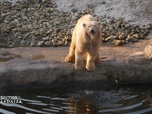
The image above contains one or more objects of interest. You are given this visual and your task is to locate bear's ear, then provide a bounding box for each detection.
[83,23,86,27]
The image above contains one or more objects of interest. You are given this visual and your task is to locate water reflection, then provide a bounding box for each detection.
[67,89,128,114]
[0,84,152,114]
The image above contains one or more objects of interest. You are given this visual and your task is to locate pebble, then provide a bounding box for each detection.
[44,41,52,47]
[20,40,26,46]
[113,40,126,46]
[38,41,44,47]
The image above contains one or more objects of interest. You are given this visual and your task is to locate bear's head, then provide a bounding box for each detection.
[83,21,101,40]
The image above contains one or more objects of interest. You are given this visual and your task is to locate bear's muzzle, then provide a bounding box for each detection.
[91,29,95,34]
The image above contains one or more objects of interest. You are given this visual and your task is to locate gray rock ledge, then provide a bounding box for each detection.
[0,36,152,90]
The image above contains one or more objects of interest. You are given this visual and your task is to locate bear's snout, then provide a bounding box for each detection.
[91,29,95,34]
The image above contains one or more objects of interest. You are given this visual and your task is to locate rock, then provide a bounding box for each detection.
[71,8,77,13]
[145,24,152,30]
[113,39,126,46]
[44,41,52,47]
[126,35,131,42]
[133,33,139,39]
[100,1,106,4]
[144,43,152,59]
[9,44,14,48]
[64,40,68,45]
[52,43,58,47]
[42,37,49,41]
[30,41,37,47]
[119,33,127,40]
[20,40,26,46]
[131,36,138,43]
[38,41,44,47]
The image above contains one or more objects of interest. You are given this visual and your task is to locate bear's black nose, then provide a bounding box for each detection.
[91,30,95,34]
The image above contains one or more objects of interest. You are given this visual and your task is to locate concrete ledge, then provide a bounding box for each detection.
[0,36,152,90]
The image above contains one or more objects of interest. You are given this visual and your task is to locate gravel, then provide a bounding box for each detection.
[0,0,152,48]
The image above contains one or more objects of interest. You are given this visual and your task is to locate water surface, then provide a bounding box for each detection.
[1,84,152,114]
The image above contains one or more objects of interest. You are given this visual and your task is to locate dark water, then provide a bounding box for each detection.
[1,84,152,114]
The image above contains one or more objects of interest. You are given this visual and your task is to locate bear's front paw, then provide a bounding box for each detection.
[65,55,75,63]
[86,63,95,71]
